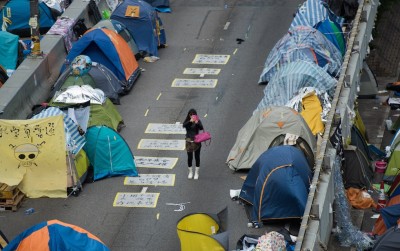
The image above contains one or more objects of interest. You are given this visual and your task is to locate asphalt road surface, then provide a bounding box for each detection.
[1,1,304,250]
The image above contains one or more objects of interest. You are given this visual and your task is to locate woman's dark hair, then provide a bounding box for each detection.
[184,108,197,123]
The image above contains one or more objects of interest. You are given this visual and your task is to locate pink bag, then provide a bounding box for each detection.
[194,131,211,144]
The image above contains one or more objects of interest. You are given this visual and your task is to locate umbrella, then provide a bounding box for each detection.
[291,0,344,28]
[258,26,343,84]
[255,61,337,112]
[3,220,110,251]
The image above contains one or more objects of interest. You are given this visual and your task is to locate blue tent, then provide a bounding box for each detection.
[239,145,312,224]
[111,0,160,57]
[315,19,346,56]
[0,31,19,70]
[62,28,141,91]
[256,61,337,112]
[0,0,57,37]
[83,126,138,181]
[258,26,342,84]
[291,0,344,28]
[144,0,171,12]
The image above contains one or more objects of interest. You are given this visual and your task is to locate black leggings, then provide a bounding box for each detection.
[187,145,201,167]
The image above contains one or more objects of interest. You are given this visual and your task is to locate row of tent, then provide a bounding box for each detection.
[226,0,354,228]
[0,0,169,75]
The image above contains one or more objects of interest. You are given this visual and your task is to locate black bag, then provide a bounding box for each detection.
[73,18,88,38]
[88,0,102,24]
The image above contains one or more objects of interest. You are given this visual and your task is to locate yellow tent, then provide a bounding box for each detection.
[177,212,228,251]
[300,93,324,135]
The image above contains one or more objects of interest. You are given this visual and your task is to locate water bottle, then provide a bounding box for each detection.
[25,208,35,215]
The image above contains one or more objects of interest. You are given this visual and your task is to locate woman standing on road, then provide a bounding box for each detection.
[183,108,204,180]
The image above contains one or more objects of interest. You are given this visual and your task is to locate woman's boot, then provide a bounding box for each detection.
[188,167,193,179]
[194,167,200,180]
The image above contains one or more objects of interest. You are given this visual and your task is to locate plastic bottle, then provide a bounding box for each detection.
[376,181,386,212]
[24,208,35,215]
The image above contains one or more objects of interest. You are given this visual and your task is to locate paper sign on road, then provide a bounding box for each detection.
[138,139,186,150]
[113,192,159,208]
[172,78,217,88]
[145,123,186,134]
[192,54,230,64]
[124,174,175,186]
[135,156,178,169]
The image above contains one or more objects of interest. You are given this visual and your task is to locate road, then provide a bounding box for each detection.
[1,1,303,250]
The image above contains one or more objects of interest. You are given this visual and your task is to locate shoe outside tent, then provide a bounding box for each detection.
[0,0,59,37]
[177,208,228,251]
[258,26,343,84]
[3,219,110,251]
[83,126,138,181]
[239,145,312,224]
[111,0,164,57]
[226,106,316,171]
[92,19,139,58]
[63,28,140,92]
[256,61,337,112]
[53,62,125,105]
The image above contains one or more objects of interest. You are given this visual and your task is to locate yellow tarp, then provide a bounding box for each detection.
[0,115,67,198]
[300,93,324,135]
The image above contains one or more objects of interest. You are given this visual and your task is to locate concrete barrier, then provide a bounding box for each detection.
[0,0,100,119]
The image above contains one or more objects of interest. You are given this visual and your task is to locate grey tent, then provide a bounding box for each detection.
[372,224,400,251]
[226,106,316,171]
[52,62,125,105]
[92,19,139,58]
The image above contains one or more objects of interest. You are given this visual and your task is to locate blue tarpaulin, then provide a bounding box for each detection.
[258,26,343,84]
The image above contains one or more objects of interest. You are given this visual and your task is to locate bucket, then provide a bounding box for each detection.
[375,161,387,173]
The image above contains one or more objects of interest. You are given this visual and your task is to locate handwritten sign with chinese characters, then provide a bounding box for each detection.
[171,78,217,88]
[135,156,178,169]
[113,192,159,208]
[138,139,185,150]
[124,174,175,186]
[183,68,221,75]
[145,123,186,134]
[192,54,230,64]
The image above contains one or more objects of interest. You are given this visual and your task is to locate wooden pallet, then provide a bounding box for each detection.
[0,193,24,212]
[0,183,18,200]
[0,184,25,212]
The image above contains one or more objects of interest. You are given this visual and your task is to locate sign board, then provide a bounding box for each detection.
[138,139,186,150]
[124,174,175,186]
[192,54,230,64]
[125,6,140,18]
[183,68,221,75]
[135,156,178,169]
[113,192,159,208]
[172,78,217,88]
[145,123,186,134]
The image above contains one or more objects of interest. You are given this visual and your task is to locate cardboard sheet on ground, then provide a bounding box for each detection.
[171,78,217,88]
[145,123,186,134]
[124,174,175,186]
[113,192,159,208]
[135,156,178,169]
[192,54,230,64]
[0,115,67,198]
[138,139,185,150]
